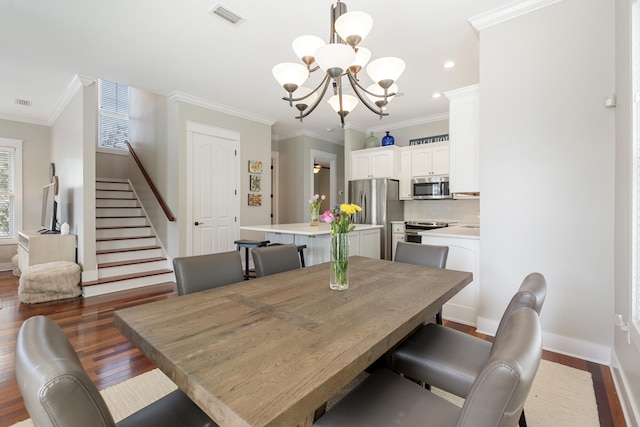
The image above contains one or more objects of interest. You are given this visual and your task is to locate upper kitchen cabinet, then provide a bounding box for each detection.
[410,143,450,177]
[445,84,479,195]
[351,146,400,180]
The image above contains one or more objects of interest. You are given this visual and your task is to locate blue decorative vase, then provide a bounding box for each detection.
[381,131,395,146]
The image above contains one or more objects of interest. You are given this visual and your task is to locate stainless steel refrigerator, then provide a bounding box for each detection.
[348,178,404,260]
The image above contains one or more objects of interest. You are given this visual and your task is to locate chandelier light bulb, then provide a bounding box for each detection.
[366,83,398,107]
[315,43,356,78]
[292,35,326,66]
[292,86,318,111]
[366,57,406,89]
[328,94,358,114]
[272,62,309,93]
[350,47,371,74]
[335,11,373,46]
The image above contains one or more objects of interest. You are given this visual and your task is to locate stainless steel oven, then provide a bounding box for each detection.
[404,221,449,243]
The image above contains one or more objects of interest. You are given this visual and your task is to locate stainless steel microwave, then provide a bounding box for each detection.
[412,176,451,199]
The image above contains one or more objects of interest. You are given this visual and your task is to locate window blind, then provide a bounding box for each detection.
[0,147,15,238]
[99,79,129,150]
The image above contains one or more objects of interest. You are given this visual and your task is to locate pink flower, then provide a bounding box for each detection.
[320,210,334,223]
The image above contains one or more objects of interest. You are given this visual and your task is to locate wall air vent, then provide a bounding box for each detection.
[15,98,32,107]
[209,3,246,26]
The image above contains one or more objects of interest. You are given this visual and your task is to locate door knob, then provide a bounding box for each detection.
[194,221,201,226]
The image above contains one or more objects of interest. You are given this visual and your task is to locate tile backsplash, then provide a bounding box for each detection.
[404,199,480,224]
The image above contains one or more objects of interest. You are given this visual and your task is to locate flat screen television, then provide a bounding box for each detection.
[39,182,58,233]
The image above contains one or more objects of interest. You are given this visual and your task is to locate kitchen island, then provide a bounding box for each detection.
[240,223,383,266]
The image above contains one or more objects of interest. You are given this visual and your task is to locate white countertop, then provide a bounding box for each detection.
[240,223,383,236]
[419,224,480,239]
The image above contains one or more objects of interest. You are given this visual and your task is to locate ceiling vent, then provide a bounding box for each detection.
[209,3,246,26]
[15,98,32,107]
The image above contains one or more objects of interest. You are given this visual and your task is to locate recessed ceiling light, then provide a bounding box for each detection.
[326,128,333,132]
[432,93,442,99]
[442,61,456,69]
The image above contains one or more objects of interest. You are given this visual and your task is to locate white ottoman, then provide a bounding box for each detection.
[18,261,81,304]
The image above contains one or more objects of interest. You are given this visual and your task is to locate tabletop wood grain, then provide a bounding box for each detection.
[113,256,472,427]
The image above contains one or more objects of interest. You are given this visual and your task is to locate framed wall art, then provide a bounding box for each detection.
[248,193,262,206]
[250,174,261,191]
[248,160,263,174]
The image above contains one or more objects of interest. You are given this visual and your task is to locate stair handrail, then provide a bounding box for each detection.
[125,140,176,222]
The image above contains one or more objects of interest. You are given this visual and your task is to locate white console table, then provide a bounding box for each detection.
[18,231,76,272]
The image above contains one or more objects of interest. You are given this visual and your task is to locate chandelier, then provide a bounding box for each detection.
[272,1,406,127]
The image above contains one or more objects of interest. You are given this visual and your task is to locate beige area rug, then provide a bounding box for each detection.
[12,360,598,426]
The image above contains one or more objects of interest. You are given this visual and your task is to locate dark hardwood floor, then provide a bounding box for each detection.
[0,270,627,426]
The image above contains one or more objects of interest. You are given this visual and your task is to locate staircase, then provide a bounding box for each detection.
[82,179,174,297]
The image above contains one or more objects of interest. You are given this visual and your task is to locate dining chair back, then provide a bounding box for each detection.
[314,307,542,427]
[251,244,301,278]
[394,241,449,324]
[173,251,244,295]
[14,315,217,427]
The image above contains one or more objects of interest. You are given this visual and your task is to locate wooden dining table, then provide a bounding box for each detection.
[113,256,472,427]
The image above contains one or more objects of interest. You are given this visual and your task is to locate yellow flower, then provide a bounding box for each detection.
[339,203,361,216]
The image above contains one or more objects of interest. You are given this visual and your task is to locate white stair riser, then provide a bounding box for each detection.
[96,198,139,208]
[98,260,169,279]
[96,217,148,227]
[97,248,163,264]
[97,237,157,251]
[96,182,130,191]
[97,207,143,217]
[96,227,153,239]
[82,272,175,297]
[96,190,135,199]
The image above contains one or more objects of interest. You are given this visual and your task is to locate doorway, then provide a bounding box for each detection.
[186,122,240,256]
[310,149,337,215]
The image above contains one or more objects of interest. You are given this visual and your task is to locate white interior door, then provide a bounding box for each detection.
[187,122,240,256]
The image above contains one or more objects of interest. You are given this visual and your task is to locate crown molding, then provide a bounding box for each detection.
[367,113,450,134]
[47,74,97,126]
[275,129,344,146]
[168,91,276,126]
[469,0,562,32]
[0,112,49,127]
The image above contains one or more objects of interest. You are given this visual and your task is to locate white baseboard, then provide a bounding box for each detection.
[443,303,477,327]
[477,316,611,365]
[611,352,640,427]
[0,262,15,272]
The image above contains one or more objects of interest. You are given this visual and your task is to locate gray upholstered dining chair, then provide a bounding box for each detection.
[391,272,547,427]
[251,244,301,278]
[314,307,542,427]
[394,241,449,324]
[173,251,244,295]
[15,315,218,427]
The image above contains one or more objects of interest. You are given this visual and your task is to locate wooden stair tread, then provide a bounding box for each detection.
[99,257,167,269]
[82,269,173,286]
[96,245,161,255]
[96,236,155,242]
[96,225,151,230]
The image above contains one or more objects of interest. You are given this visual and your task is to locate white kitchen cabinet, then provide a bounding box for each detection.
[351,146,400,180]
[421,234,479,326]
[445,84,479,194]
[358,228,381,259]
[399,149,412,200]
[391,222,405,259]
[410,143,450,177]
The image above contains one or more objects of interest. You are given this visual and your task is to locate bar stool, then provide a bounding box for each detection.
[234,239,270,279]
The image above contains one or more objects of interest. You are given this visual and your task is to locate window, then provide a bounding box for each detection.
[98,79,129,151]
[0,138,22,243]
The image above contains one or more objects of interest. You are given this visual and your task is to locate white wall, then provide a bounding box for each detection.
[96,151,129,179]
[479,0,615,363]
[50,79,97,277]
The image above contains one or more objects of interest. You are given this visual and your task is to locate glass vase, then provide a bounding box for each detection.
[381,131,395,146]
[330,232,349,290]
[310,205,320,226]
